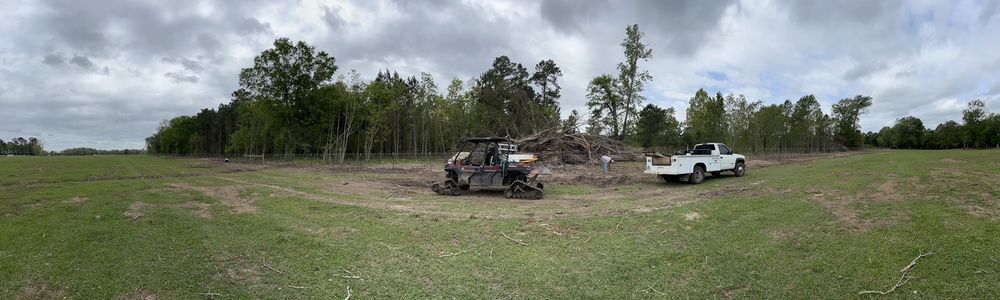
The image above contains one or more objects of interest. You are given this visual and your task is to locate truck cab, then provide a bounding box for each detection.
[644,143,746,184]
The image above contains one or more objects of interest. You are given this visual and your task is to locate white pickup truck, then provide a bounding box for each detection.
[643,143,746,184]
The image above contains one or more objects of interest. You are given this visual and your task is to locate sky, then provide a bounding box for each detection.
[1,0,999,151]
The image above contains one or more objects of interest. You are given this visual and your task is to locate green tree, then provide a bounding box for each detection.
[891,116,925,149]
[832,95,873,148]
[562,110,581,134]
[684,89,726,143]
[961,99,986,148]
[615,24,653,139]
[237,37,338,156]
[585,75,623,136]
[723,94,762,152]
[471,56,546,137]
[635,104,681,149]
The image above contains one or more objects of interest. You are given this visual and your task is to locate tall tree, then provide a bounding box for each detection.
[615,24,653,139]
[723,94,762,152]
[891,116,925,149]
[684,89,726,143]
[832,95,873,148]
[471,56,543,137]
[962,99,986,147]
[237,37,338,156]
[530,59,562,108]
[585,75,623,136]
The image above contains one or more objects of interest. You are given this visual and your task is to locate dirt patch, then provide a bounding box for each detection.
[808,190,900,232]
[18,283,67,300]
[684,212,701,221]
[167,183,257,213]
[123,202,153,220]
[64,196,90,204]
[873,178,903,202]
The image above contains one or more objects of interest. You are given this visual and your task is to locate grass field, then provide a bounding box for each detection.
[1,150,998,298]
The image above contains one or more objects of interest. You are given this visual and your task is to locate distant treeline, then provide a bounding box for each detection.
[864,100,1000,149]
[57,148,146,156]
[152,25,988,160]
[0,137,45,156]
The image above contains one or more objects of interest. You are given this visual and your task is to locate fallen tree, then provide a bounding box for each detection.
[516,128,641,164]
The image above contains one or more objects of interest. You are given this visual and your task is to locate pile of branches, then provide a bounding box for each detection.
[516,128,640,164]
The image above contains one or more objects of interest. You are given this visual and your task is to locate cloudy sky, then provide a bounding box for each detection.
[2,0,999,150]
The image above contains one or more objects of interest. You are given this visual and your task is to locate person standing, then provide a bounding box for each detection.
[600,154,614,176]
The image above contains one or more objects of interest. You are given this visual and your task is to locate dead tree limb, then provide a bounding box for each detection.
[859,251,935,296]
[341,269,363,281]
[501,232,528,246]
[439,250,469,257]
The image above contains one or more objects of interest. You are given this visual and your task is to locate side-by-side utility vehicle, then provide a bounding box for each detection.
[431,137,545,199]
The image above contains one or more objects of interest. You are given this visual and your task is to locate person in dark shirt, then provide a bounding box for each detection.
[485,146,498,166]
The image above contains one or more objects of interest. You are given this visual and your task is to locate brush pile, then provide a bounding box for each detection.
[516,128,640,164]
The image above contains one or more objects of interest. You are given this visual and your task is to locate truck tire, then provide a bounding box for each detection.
[734,161,746,177]
[690,165,706,184]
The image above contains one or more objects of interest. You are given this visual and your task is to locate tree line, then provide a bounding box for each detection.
[147,24,993,160]
[865,99,1000,149]
[56,148,146,156]
[0,137,45,156]
[630,92,874,153]
[146,37,564,160]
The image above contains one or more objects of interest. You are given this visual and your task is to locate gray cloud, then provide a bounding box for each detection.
[42,54,65,66]
[165,71,199,83]
[69,55,94,69]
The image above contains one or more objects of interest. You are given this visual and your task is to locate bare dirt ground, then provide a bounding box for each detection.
[174,151,880,221]
[203,155,814,220]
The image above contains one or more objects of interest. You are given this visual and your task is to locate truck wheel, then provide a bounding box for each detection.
[690,166,706,184]
[734,162,746,177]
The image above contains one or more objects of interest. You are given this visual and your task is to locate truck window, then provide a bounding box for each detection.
[718,144,731,155]
[694,144,715,151]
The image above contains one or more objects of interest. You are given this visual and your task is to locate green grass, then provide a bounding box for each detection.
[1,151,998,298]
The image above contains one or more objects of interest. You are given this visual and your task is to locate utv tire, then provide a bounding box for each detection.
[446,180,461,196]
[690,166,706,184]
[734,162,746,177]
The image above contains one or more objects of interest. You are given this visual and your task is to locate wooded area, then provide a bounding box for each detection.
[865,99,1000,149]
[0,137,44,156]
[145,25,999,161]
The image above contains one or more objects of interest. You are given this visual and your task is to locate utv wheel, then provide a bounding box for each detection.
[504,188,514,199]
[734,162,746,177]
[446,181,461,196]
[690,166,706,184]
